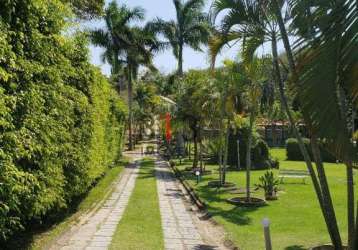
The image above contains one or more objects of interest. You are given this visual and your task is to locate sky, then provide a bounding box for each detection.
[87,0,276,76]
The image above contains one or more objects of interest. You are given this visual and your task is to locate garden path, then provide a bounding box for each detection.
[49,149,143,250]
[156,159,228,250]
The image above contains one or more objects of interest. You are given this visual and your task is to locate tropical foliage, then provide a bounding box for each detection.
[0,0,127,240]
[148,0,211,75]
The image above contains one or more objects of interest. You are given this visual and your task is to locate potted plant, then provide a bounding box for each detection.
[256,171,279,200]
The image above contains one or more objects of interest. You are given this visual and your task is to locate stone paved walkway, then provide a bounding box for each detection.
[50,151,142,250]
[156,159,222,250]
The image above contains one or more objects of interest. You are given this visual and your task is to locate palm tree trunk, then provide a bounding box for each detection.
[271,0,296,74]
[178,44,183,76]
[271,33,343,248]
[193,125,199,169]
[127,65,134,150]
[337,85,356,249]
[346,162,355,249]
[246,111,254,201]
[198,129,204,172]
[218,92,227,185]
[354,201,358,249]
[311,137,343,249]
[272,1,344,246]
[222,118,230,184]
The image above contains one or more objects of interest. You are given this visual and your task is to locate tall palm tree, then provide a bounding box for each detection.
[122,26,162,149]
[90,1,160,150]
[147,0,211,75]
[90,1,145,83]
[281,1,358,249]
[209,1,345,246]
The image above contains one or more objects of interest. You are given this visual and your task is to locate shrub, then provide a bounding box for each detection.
[227,125,274,169]
[286,138,311,161]
[286,138,336,162]
[0,1,127,240]
[202,138,221,164]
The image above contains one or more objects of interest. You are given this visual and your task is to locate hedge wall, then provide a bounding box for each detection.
[286,138,336,162]
[0,0,127,240]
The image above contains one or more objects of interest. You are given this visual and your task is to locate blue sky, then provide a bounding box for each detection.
[88,0,273,76]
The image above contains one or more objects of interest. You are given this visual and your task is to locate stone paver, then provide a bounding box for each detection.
[50,151,143,250]
[156,159,220,250]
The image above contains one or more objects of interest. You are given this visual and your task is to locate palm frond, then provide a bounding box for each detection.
[292,0,358,162]
[242,29,265,64]
[89,29,110,48]
[208,31,242,68]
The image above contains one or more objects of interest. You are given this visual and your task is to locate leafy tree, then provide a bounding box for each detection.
[133,81,161,139]
[62,0,105,19]
[212,61,246,185]
[148,0,211,75]
[175,70,216,168]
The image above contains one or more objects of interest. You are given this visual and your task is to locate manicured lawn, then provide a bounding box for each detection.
[110,159,164,250]
[175,149,357,250]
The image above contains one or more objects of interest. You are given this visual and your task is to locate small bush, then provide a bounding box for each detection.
[169,160,176,167]
[286,138,310,161]
[146,145,155,154]
[227,127,274,169]
[286,138,336,162]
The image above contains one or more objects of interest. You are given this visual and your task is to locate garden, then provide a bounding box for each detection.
[171,148,357,249]
[0,0,357,249]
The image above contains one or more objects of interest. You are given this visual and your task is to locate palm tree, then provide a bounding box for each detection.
[91,2,160,150]
[209,1,345,245]
[281,1,358,249]
[122,26,161,149]
[90,1,145,86]
[213,61,245,185]
[147,0,211,75]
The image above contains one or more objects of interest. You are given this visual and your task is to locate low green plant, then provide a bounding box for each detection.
[255,171,280,200]
[286,138,336,162]
[146,145,155,154]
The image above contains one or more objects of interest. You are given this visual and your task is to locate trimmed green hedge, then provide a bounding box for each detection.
[0,0,127,240]
[286,138,336,162]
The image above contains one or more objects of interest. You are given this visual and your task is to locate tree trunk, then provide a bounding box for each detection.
[192,126,199,169]
[271,2,344,245]
[188,141,191,160]
[237,139,241,170]
[272,0,296,74]
[199,131,203,172]
[271,33,343,247]
[311,136,343,249]
[178,44,183,76]
[246,111,255,201]
[218,91,227,185]
[222,119,230,184]
[346,163,355,249]
[354,201,358,249]
[127,65,134,150]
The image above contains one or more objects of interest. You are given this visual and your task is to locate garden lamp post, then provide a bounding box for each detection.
[262,218,272,250]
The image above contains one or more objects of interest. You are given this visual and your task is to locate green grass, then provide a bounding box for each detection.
[110,159,164,250]
[175,149,357,250]
[8,161,127,250]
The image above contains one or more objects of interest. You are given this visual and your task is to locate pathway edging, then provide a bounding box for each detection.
[50,151,143,250]
[156,158,229,250]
